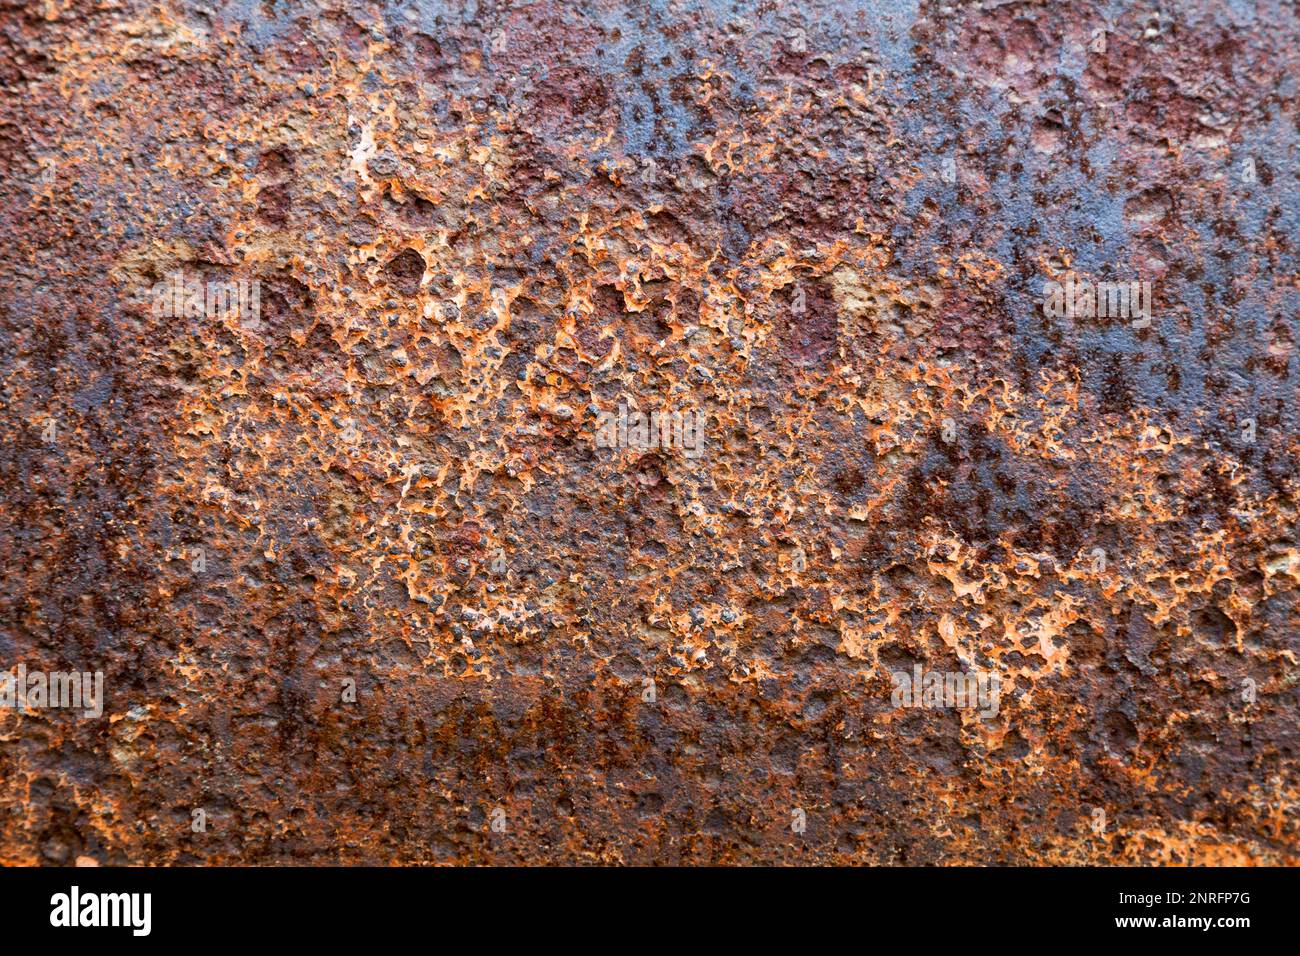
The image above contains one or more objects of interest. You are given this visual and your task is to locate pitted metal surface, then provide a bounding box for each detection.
[0,0,1297,864]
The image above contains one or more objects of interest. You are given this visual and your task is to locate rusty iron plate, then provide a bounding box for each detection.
[0,0,1297,865]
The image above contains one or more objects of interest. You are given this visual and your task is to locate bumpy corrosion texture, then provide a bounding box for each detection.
[1,0,1297,866]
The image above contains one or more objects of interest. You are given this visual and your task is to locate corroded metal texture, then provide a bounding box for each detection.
[1,0,1297,866]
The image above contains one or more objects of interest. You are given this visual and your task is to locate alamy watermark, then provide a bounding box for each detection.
[594,403,706,458]
[1042,273,1153,328]
[50,886,150,936]
[1,664,104,719]
[890,665,1000,718]
[150,269,262,329]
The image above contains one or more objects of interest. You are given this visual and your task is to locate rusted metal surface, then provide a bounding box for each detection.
[0,0,1297,865]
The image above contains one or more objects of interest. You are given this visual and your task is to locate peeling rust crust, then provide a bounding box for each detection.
[0,1,1297,865]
